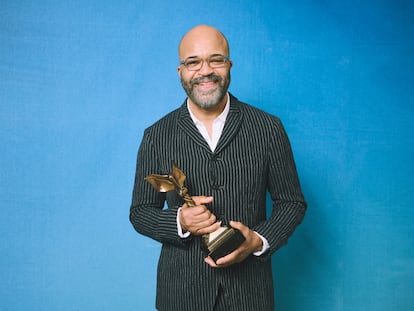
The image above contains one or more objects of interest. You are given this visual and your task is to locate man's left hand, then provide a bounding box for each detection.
[204,221,263,268]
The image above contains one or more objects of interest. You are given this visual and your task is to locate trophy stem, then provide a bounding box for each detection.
[178,187,196,208]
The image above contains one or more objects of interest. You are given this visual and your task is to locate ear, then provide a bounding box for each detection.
[177,65,182,77]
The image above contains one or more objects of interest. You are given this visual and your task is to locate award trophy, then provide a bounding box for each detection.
[145,163,245,262]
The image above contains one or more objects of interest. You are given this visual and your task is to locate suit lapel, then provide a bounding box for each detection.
[177,102,212,152]
[177,95,244,154]
[214,95,243,154]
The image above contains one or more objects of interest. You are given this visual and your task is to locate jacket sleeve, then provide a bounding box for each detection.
[129,129,192,247]
[253,118,307,260]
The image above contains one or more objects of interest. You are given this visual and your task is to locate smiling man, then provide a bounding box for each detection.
[130,24,307,311]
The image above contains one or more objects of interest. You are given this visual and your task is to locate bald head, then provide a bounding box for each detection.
[178,25,230,61]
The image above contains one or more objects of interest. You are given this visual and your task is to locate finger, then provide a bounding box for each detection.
[229,220,249,236]
[216,248,251,267]
[181,206,209,218]
[192,196,214,206]
[215,249,240,266]
[229,220,243,230]
[182,202,207,210]
[195,216,218,229]
[194,220,222,236]
[204,256,219,268]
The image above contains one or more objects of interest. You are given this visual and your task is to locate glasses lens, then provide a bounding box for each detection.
[208,56,227,68]
[184,58,202,70]
[182,55,229,71]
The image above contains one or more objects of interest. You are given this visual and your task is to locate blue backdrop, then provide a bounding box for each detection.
[1,1,413,310]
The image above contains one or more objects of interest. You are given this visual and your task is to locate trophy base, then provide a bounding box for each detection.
[202,226,245,263]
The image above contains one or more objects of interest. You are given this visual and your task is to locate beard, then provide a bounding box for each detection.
[180,73,231,110]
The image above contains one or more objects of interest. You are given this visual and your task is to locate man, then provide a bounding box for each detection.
[130,24,306,311]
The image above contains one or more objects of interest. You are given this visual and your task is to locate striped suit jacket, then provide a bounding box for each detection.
[130,94,306,311]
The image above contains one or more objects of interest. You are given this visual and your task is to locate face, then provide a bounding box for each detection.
[178,26,232,110]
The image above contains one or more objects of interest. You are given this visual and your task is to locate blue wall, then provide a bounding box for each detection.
[1,1,413,310]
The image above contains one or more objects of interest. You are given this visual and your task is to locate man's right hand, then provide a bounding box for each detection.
[179,196,221,236]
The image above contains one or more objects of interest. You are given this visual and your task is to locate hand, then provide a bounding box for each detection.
[204,220,263,268]
[179,196,221,236]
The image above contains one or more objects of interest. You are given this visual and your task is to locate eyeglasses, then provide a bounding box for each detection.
[179,54,231,71]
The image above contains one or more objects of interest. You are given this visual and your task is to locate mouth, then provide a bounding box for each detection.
[191,75,222,92]
[196,81,218,91]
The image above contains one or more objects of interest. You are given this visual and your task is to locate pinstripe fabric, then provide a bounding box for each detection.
[130,94,306,311]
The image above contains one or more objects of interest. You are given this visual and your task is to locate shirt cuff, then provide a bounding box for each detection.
[177,207,191,238]
[253,231,270,256]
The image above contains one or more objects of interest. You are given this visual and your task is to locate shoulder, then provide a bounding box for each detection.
[144,104,185,135]
[230,94,283,129]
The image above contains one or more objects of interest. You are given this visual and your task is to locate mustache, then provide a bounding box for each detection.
[190,74,223,85]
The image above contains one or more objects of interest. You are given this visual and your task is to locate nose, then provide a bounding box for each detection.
[197,59,214,75]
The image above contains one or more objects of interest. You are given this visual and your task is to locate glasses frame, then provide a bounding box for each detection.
[179,54,231,71]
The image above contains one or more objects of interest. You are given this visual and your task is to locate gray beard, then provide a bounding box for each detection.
[181,74,230,110]
[189,88,224,109]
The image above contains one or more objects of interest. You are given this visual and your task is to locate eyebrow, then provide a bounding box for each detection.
[182,53,226,60]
